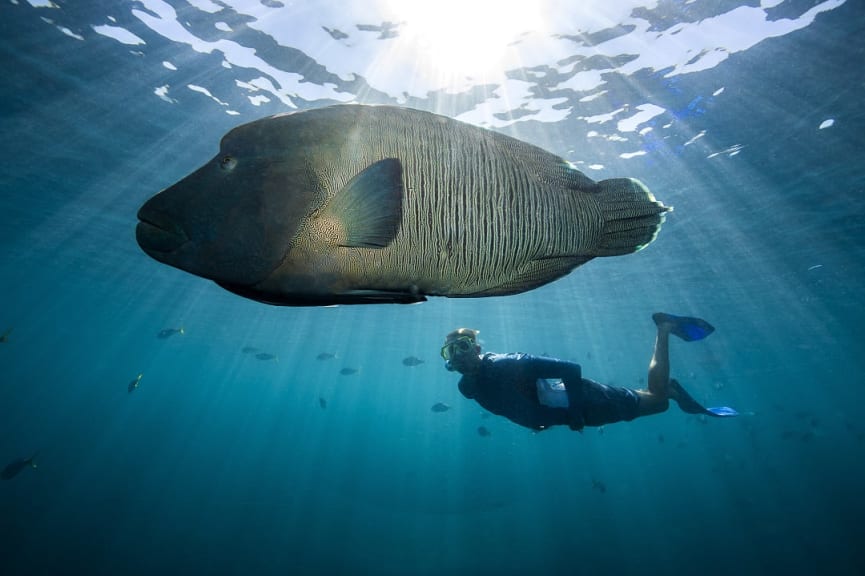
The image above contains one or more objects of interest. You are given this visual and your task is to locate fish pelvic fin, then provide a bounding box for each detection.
[325,158,403,248]
[592,178,671,256]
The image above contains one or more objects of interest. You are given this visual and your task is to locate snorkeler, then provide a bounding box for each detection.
[441,313,738,432]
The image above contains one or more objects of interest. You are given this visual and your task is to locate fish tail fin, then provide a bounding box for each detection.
[593,178,671,256]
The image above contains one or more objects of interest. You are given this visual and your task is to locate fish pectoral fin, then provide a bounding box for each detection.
[325,158,404,248]
[468,256,592,296]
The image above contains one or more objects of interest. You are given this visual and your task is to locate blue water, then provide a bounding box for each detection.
[2,1,864,575]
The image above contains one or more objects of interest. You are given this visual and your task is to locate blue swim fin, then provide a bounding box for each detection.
[704,406,739,417]
[653,312,715,342]
[670,379,738,418]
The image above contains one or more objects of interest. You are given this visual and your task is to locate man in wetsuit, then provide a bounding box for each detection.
[441,313,737,432]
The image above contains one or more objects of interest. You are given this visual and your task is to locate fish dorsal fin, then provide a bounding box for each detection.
[326,158,403,248]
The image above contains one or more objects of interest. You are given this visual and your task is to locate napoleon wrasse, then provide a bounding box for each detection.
[137,105,670,305]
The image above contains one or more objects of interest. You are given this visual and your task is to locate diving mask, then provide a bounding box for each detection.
[441,335,475,361]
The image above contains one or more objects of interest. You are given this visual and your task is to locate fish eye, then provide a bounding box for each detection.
[219,155,237,171]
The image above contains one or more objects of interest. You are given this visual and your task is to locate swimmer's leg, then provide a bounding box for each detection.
[635,316,674,416]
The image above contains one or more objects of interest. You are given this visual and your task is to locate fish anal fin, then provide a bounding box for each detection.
[218,282,426,306]
[324,158,403,248]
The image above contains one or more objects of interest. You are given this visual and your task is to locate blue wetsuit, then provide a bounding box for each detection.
[458,353,640,431]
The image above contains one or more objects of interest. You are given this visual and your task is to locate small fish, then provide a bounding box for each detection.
[657,434,665,444]
[591,479,607,494]
[316,352,336,360]
[477,426,491,437]
[319,397,327,409]
[402,356,425,367]
[128,373,143,393]
[339,367,358,376]
[431,402,450,413]
[255,353,278,361]
[0,327,12,343]
[2,453,38,480]
[241,346,260,354]
[157,327,184,339]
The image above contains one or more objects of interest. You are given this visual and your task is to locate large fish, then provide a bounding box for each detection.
[137,105,670,305]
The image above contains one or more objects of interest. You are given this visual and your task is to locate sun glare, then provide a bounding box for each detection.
[384,0,544,81]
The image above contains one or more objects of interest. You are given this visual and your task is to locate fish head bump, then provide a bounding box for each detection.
[136,119,324,286]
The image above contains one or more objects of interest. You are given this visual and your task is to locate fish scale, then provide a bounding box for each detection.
[366,109,568,291]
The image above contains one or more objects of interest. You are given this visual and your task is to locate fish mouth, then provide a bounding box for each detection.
[136,207,189,255]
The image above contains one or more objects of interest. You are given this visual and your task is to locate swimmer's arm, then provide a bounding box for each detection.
[458,376,477,399]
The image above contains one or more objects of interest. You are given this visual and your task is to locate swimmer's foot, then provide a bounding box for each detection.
[669,378,739,417]
[652,312,715,342]
[669,378,703,413]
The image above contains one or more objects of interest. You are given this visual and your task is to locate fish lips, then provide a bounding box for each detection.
[136,196,282,288]
[136,205,189,256]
